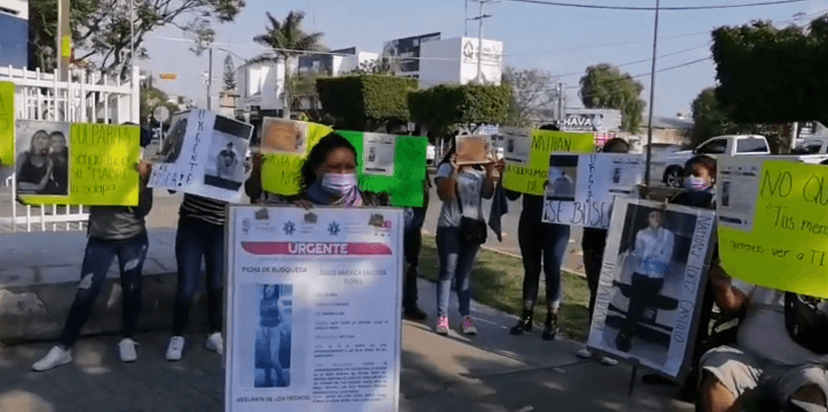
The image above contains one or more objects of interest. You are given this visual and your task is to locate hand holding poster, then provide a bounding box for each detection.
[718,157,828,298]
[542,153,644,228]
[501,128,595,195]
[225,206,403,411]
[587,199,715,379]
[260,118,334,197]
[0,81,14,166]
[15,121,141,206]
[148,109,253,203]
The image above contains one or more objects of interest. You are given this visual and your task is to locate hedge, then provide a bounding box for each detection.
[408,83,512,133]
[316,75,418,130]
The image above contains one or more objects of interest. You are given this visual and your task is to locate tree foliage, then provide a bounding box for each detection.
[223,55,236,92]
[140,86,180,126]
[409,84,512,137]
[253,10,326,119]
[316,75,417,131]
[29,0,245,80]
[711,18,828,124]
[501,67,561,127]
[579,64,646,133]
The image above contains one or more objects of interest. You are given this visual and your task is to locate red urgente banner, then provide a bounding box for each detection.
[241,242,392,256]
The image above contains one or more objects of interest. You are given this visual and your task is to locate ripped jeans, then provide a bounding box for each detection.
[57,232,149,348]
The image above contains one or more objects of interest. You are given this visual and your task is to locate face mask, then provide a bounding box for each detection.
[685,176,711,191]
[319,173,362,206]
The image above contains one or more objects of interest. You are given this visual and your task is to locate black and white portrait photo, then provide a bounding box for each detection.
[587,199,715,378]
[546,155,578,201]
[254,284,293,388]
[15,120,70,196]
[362,132,396,176]
[160,114,187,164]
[203,115,252,191]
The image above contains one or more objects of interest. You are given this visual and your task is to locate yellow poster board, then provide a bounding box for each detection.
[21,123,141,206]
[260,122,334,196]
[719,160,828,298]
[502,130,595,195]
[0,82,13,166]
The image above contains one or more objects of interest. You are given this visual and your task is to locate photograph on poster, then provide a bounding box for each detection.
[496,127,531,164]
[203,116,252,191]
[159,114,187,164]
[363,133,396,176]
[15,120,70,196]
[588,200,714,376]
[545,155,578,201]
[254,284,293,389]
[261,117,308,154]
[455,134,491,165]
[716,157,761,232]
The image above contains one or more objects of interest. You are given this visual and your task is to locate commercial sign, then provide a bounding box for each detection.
[382,32,441,74]
[560,109,622,133]
[461,39,503,67]
[159,73,178,81]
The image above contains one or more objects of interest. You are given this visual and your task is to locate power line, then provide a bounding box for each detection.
[550,43,711,78]
[504,0,807,11]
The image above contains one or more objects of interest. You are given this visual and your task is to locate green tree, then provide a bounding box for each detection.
[223,55,237,92]
[316,75,417,131]
[29,0,245,80]
[253,10,325,119]
[502,66,562,127]
[579,64,646,133]
[140,86,180,126]
[691,87,737,144]
[409,84,511,138]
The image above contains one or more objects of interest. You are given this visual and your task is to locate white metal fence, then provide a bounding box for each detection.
[0,65,140,233]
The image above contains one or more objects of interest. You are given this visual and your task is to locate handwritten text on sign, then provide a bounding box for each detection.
[719,160,828,298]
[502,130,594,196]
[70,123,140,205]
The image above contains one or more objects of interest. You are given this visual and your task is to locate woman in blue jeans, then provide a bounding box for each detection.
[433,145,504,336]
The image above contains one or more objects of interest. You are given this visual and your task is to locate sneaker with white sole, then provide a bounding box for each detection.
[435,316,449,335]
[601,356,619,366]
[119,338,139,363]
[32,345,72,372]
[576,347,592,359]
[461,316,477,335]
[206,332,223,355]
[166,336,185,361]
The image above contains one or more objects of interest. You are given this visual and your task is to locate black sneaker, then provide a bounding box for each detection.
[542,310,559,341]
[509,309,533,335]
[403,306,428,321]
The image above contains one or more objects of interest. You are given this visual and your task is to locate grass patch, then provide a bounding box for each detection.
[418,235,591,342]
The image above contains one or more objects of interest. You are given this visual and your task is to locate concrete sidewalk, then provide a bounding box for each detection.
[0,277,695,412]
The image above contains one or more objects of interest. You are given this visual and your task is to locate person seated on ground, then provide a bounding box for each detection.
[699,264,828,412]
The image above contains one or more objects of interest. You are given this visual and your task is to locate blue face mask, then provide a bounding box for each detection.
[685,176,711,191]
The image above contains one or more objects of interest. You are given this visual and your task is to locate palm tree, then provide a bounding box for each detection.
[253,11,325,119]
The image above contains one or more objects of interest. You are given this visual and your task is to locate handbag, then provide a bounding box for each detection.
[784,292,828,354]
[456,185,487,245]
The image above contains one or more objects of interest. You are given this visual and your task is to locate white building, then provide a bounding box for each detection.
[235,59,287,117]
[0,0,29,67]
[297,47,378,76]
[419,37,503,87]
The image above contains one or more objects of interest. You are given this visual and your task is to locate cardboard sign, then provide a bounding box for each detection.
[718,157,828,298]
[502,129,595,195]
[455,135,492,166]
[225,206,403,412]
[0,82,13,166]
[339,131,428,208]
[261,117,308,154]
[542,153,644,228]
[148,109,253,203]
[260,121,334,197]
[588,198,715,380]
[16,121,141,206]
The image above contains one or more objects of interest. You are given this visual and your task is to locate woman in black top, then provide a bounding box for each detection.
[16,130,54,194]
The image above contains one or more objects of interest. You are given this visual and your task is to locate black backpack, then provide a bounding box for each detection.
[784,292,828,354]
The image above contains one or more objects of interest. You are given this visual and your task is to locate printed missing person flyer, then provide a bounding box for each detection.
[225,206,403,412]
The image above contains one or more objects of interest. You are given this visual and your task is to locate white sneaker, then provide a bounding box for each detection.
[32,345,72,372]
[576,347,592,359]
[166,336,185,361]
[601,357,619,366]
[206,332,223,355]
[118,338,139,363]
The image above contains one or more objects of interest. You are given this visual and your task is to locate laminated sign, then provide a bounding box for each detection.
[501,128,595,195]
[717,157,828,298]
[260,118,334,197]
[15,120,141,206]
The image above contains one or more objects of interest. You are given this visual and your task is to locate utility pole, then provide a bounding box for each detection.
[644,0,660,188]
[558,82,565,121]
[469,0,492,84]
[57,0,71,82]
[465,0,469,36]
[207,47,213,111]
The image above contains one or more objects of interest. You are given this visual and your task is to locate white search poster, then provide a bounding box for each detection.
[225,205,404,412]
[363,132,396,176]
[542,153,644,228]
[717,156,762,232]
[148,109,253,202]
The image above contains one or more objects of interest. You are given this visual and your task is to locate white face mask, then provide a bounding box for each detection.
[685,176,711,191]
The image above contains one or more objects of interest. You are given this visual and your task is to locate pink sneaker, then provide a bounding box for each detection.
[436,316,449,335]
[461,316,478,335]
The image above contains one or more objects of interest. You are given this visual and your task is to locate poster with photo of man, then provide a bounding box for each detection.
[15,120,71,197]
[586,198,715,379]
[203,116,251,191]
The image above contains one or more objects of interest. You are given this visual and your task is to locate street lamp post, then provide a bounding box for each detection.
[644,0,660,188]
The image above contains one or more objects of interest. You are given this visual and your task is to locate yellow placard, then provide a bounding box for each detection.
[61,35,72,58]
[502,130,595,195]
[0,82,13,166]
[719,160,828,298]
[261,122,334,196]
[21,124,141,206]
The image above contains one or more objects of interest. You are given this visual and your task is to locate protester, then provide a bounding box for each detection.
[16,130,54,194]
[433,140,503,336]
[507,124,570,341]
[166,193,228,360]
[402,179,431,321]
[577,137,631,365]
[32,128,154,371]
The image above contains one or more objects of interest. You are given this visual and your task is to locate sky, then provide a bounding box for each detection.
[137,0,828,120]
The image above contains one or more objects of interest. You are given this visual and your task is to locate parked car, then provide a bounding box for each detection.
[663,135,770,187]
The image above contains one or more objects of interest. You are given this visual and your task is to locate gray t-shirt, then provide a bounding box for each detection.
[87,188,153,240]
[435,162,485,228]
